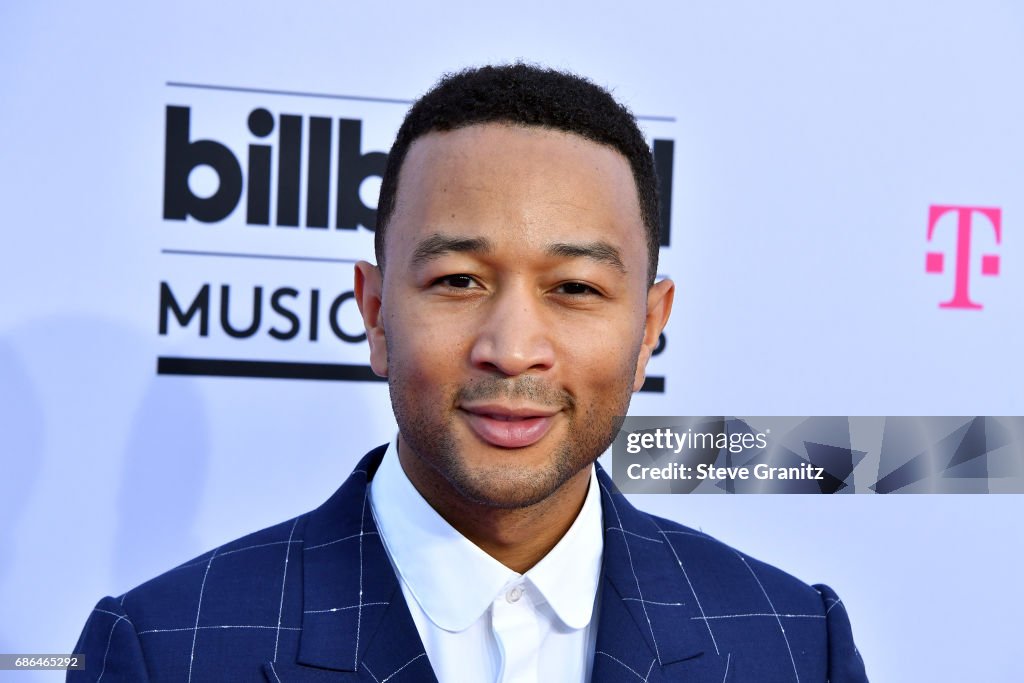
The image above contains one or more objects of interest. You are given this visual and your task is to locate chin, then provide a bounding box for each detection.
[439,441,590,510]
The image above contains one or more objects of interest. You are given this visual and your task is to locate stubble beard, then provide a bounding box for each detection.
[388,369,633,510]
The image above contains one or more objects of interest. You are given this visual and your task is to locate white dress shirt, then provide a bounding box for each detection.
[368,437,604,683]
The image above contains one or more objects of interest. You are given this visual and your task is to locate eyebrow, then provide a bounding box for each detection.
[410,234,493,268]
[546,241,626,272]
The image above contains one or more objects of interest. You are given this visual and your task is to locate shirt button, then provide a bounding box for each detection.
[506,585,524,603]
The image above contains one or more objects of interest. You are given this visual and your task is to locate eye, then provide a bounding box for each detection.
[433,274,479,289]
[555,281,601,296]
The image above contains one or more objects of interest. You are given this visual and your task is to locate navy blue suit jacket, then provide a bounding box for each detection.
[72,446,868,682]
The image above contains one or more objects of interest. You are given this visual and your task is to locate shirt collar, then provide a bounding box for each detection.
[522,455,604,629]
[369,436,604,632]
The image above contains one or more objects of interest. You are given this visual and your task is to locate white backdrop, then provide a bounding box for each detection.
[2,1,1023,680]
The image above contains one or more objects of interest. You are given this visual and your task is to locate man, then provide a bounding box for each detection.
[72,64,868,682]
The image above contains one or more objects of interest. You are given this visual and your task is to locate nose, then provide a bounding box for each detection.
[469,285,555,377]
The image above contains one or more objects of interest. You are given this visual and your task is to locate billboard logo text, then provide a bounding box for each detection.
[163,106,386,230]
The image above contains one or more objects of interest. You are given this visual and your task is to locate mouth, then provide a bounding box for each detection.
[459,403,559,449]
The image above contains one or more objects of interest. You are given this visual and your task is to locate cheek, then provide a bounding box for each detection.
[385,309,468,382]
[566,331,641,388]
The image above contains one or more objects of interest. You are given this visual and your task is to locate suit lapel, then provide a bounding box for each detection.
[266,446,438,683]
[593,467,731,683]
[264,595,436,683]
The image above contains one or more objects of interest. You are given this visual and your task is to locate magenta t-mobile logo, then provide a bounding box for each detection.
[925,205,1003,310]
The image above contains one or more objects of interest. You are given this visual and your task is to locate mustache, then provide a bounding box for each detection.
[455,376,575,410]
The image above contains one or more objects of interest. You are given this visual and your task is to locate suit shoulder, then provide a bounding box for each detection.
[118,514,309,631]
[641,511,827,613]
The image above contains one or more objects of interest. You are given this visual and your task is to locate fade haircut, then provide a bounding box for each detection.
[374,63,662,286]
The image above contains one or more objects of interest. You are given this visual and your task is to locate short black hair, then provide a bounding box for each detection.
[375,63,661,286]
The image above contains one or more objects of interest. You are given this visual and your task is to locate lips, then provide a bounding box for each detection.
[461,404,558,449]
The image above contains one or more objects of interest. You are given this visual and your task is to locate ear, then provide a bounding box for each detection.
[633,278,675,392]
[354,260,388,377]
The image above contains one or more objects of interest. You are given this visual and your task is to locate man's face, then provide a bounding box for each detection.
[357,123,672,510]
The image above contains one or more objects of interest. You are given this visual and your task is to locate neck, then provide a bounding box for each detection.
[396,441,593,574]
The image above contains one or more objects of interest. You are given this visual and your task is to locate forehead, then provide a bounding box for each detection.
[386,123,646,269]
